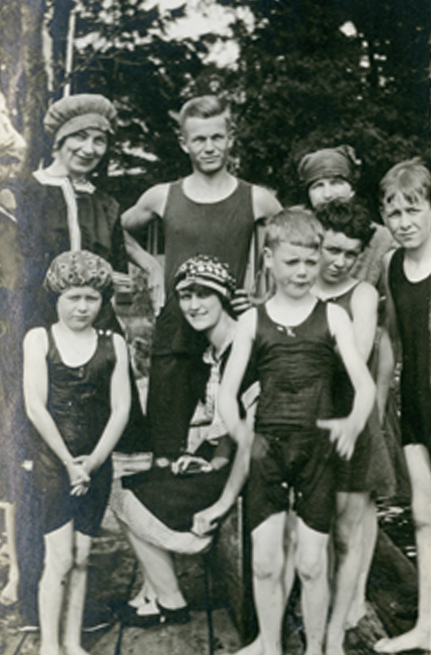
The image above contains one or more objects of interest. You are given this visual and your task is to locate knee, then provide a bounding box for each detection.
[73,548,90,572]
[46,549,74,579]
[296,549,326,583]
[252,547,284,582]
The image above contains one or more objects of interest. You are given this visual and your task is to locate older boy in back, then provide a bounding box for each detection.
[375,159,431,654]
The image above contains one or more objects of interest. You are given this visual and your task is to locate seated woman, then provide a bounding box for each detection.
[110,255,256,627]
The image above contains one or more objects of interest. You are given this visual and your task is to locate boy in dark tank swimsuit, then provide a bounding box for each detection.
[375,159,431,654]
[218,208,375,655]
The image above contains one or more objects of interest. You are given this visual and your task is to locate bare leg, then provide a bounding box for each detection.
[346,498,377,628]
[295,518,329,655]
[63,530,92,655]
[0,501,19,605]
[283,509,298,602]
[126,528,186,610]
[375,445,431,653]
[39,521,74,655]
[326,492,370,655]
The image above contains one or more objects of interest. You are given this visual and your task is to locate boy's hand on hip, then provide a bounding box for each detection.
[317,417,360,460]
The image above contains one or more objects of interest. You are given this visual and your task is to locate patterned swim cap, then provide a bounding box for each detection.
[43,250,114,300]
[298,145,361,188]
[174,255,237,298]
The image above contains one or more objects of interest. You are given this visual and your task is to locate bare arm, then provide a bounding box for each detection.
[121,184,168,313]
[350,281,379,361]
[23,329,90,489]
[318,304,376,459]
[79,334,131,475]
[191,311,257,535]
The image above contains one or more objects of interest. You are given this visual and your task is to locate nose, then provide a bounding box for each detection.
[76,297,88,312]
[334,252,346,268]
[399,210,412,230]
[322,182,334,201]
[203,138,215,152]
[81,138,96,155]
[297,261,307,276]
[189,294,201,310]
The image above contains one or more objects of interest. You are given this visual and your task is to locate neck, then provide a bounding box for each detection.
[55,320,95,339]
[272,288,315,310]
[184,169,236,201]
[313,275,356,299]
[45,160,85,183]
[205,312,236,356]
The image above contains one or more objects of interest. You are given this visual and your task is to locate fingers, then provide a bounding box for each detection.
[231,289,252,316]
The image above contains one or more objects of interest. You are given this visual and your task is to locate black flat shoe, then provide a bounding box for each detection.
[158,603,190,625]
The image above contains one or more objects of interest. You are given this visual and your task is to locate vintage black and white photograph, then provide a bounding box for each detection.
[0,1,429,654]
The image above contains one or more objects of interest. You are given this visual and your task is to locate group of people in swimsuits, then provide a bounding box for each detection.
[0,91,430,655]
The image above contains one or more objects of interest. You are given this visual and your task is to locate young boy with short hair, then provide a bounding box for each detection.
[219,208,375,655]
[374,158,431,654]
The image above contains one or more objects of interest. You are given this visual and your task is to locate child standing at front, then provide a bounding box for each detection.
[374,159,431,654]
[219,208,375,655]
[23,251,131,655]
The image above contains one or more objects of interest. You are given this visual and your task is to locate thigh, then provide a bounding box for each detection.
[74,460,112,537]
[252,511,287,570]
[295,516,329,572]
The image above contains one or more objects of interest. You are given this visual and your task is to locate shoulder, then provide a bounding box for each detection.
[251,185,282,221]
[137,182,170,215]
[326,301,351,336]
[351,280,378,307]
[237,306,258,338]
[24,326,48,351]
[112,332,128,358]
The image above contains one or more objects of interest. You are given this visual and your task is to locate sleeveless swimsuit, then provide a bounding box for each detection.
[34,328,116,536]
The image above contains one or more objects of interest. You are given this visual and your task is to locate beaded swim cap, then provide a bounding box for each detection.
[43,250,114,300]
[174,255,237,298]
[298,145,361,188]
[44,94,117,145]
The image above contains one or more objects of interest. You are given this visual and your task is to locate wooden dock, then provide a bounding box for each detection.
[0,502,427,655]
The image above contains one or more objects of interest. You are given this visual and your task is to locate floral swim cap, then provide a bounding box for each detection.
[43,250,114,301]
[174,255,237,299]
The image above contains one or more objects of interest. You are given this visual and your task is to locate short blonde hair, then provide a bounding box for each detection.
[179,95,231,134]
[264,207,323,250]
[380,158,431,208]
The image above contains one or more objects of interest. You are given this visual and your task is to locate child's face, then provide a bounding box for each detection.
[320,230,362,285]
[308,176,354,209]
[265,241,320,299]
[178,285,224,333]
[57,286,103,331]
[381,192,431,251]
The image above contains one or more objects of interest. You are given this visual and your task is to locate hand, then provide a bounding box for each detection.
[64,459,90,488]
[73,454,96,477]
[192,505,221,537]
[316,416,362,461]
[171,455,213,475]
[231,289,252,316]
[70,481,90,496]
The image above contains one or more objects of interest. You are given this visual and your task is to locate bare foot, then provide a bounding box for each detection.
[0,579,18,606]
[374,627,431,653]
[325,642,346,655]
[63,645,90,655]
[344,600,367,629]
[233,636,262,655]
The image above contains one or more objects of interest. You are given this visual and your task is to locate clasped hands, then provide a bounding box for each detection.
[65,456,93,497]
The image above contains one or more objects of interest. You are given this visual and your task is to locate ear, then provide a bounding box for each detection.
[178,134,189,155]
[263,246,274,269]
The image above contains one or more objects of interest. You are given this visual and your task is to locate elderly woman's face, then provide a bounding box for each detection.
[55,127,108,177]
[178,285,224,333]
[308,176,354,209]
